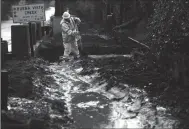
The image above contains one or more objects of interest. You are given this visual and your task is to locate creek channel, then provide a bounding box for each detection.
[33,55,179,128]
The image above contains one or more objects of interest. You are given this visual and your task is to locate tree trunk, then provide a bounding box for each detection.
[120,0,124,24]
[133,0,137,15]
[94,1,103,24]
[55,0,60,16]
[55,0,64,16]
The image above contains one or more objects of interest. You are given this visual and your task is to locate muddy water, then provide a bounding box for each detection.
[6,56,180,128]
[45,56,179,129]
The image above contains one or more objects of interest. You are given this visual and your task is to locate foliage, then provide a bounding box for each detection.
[144,0,189,82]
[138,0,189,127]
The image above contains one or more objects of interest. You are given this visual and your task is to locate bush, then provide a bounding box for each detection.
[145,0,189,86]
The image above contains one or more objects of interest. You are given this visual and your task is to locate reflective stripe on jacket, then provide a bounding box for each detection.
[60,17,81,43]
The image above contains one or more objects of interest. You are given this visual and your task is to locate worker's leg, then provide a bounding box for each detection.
[71,40,80,58]
[63,42,71,59]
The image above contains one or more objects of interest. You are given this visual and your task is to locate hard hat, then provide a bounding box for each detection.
[62,12,70,19]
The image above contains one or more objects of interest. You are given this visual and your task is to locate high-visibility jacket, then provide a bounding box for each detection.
[60,17,81,43]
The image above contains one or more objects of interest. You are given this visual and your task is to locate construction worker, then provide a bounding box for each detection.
[60,11,81,61]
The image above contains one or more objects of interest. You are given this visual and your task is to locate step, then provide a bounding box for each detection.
[81,46,132,55]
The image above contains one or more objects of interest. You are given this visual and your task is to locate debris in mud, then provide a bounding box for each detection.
[127,99,142,112]
[77,101,100,109]
[79,56,180,128]
[4,58,74,129]
[3,55,181,128]
[108,87,127,99]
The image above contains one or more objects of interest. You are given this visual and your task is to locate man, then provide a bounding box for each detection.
[60,11,81,61]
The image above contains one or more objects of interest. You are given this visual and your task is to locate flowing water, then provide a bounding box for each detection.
[6,56,180,128]
[32,56,179,128]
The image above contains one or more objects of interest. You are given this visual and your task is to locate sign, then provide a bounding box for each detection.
[12,4,46,23]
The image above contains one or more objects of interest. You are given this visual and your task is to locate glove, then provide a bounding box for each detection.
[72,30,79,36]
[75,31,79,35]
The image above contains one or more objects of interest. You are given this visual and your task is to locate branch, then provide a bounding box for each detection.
[128,37,150,50]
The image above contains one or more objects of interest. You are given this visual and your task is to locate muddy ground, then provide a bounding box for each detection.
[3,55,188,129]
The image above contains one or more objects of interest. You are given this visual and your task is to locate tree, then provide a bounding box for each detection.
[55,0,62,16]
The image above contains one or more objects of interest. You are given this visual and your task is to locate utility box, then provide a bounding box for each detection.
[11,25,31,58]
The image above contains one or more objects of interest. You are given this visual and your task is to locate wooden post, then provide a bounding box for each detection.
[1,40,8,67]
[11,25,31,59]
[36,22,42,40]
[55,0,62,16]
[42,21,45,36]
[1,40,8,53]
[29,22,36,57]
[1,43,5,68]
[107,14,113,34]
[120,0,124,24]
[1,70,9,111]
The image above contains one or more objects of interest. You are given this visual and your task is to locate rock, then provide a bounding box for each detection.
[121,95,129,102]
[35,39,64,62]
[27,118,45,129]
[156,106,167,116]
[129,88,142,98]
[17,79,33,97]
[1,111,29,129]
[127,99,142,112]
[111,119,128,128]
[51,99,67,113]
[138,103,157,127]
[155,117,179,129]
[122,111,137,119]
[1,111,24,124]
[109,87,126,99]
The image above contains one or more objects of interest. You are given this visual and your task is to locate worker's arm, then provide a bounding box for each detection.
[61,23,76,35]
[60,19,64,25]
[74,17,81,25]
